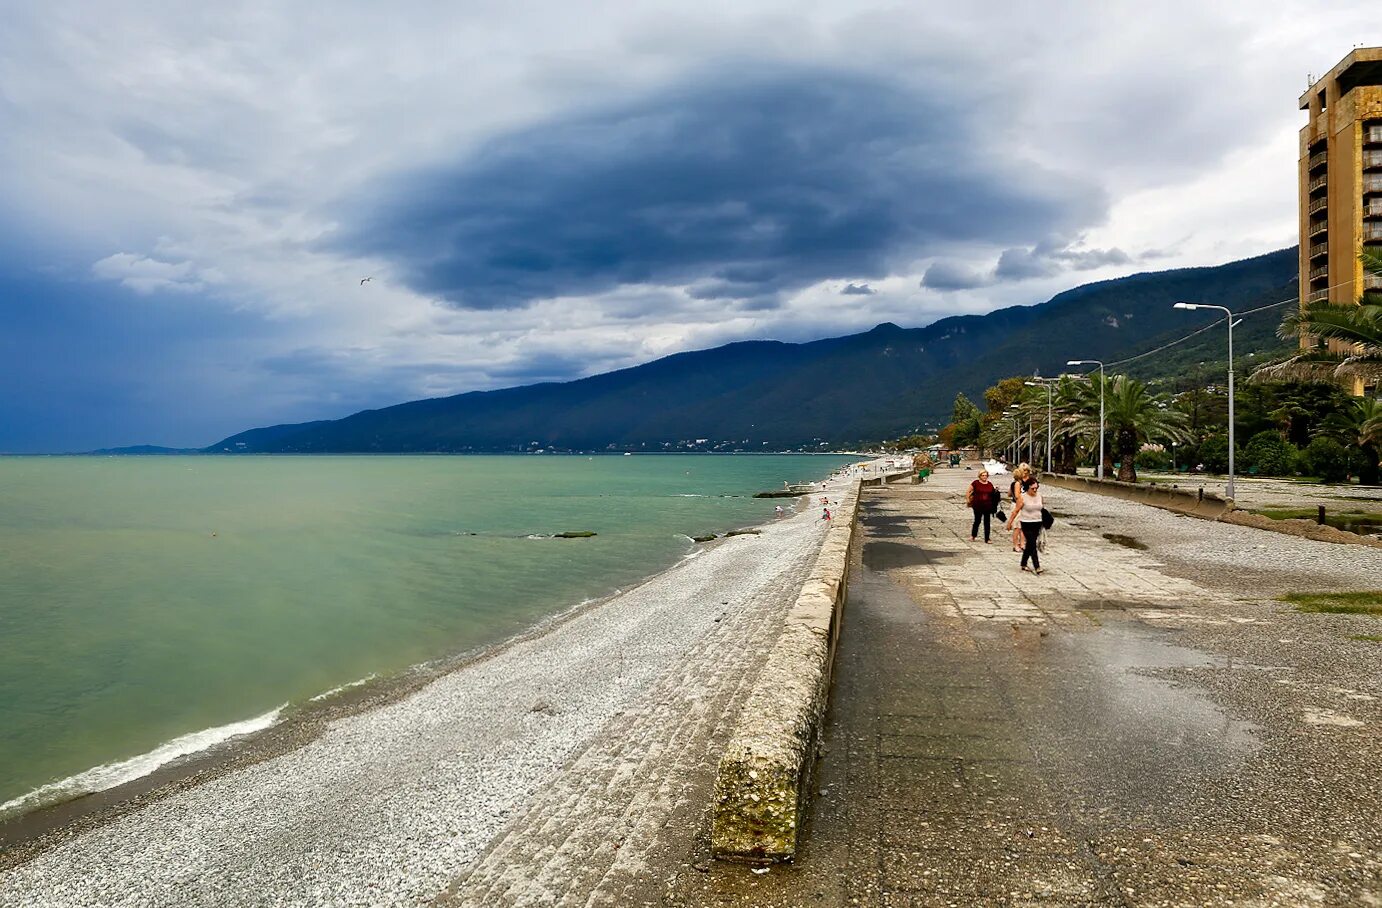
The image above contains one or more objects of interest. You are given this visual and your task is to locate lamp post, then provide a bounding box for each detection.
[1174,302,1239,499]
[1025,378,1055,474]
[1003,412,1018,466]
[1067,360,1105,479]
[1005,406,1020,465]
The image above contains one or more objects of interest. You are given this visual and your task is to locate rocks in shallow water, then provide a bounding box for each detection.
[554,531,597,538]
[724,529,762,537]
[692,534,717,543]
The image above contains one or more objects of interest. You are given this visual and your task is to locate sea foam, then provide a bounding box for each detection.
[0,704,285,820]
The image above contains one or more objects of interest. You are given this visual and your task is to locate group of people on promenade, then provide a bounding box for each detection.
[966,463,1050,574]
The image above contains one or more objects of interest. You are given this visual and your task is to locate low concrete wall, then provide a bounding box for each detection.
[1221,510,1382,549]
[863,469,914,487]
[1041,473,1235,520]
[709,479,861,863]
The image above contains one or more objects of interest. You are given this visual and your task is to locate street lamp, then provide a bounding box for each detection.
[1003,412,1019,465]
[1067,360,1106,479]
[1011,406,1022,467]
[1025,378,1055,474]
[1174,301,1240,499]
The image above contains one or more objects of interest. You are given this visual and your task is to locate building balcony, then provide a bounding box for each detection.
[1366,223,1382,241]
[1368,125,1382,145]
[1367,273,1382,291]
[1309,219,1329,237]
[1309,241,1329,259]
[1366,174,1382,193]
[1367,202,1382,218]
[1309,265,1329,280]
[1366,150,1382,169]
[1308,197,1329,214]
[1307,289,1330,303]
[1308,173,1328,192]
[1308,150,1328,170]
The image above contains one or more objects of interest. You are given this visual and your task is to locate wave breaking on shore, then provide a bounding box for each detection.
[0,704,286,822]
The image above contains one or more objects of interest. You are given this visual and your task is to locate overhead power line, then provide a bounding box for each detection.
[1074,278,1358,374]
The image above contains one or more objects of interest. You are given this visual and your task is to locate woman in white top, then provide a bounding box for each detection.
[1005,477,1045,574]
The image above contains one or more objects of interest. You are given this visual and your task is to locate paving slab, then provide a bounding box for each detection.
[657,467,1381,907]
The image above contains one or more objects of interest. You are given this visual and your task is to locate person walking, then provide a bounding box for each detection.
[1006,477,1046,574]
[966,469,1000,543]
[1007,463,1031,551]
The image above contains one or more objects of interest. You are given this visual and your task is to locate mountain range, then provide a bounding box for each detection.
[203,247,1299,453]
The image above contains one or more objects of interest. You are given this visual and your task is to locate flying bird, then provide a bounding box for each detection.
[360,276,373,285]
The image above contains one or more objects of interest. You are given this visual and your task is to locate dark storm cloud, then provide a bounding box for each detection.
[840,282,876,295]
[337,67,1108,308]
[921,260,991,291]
[995,238,1133,282]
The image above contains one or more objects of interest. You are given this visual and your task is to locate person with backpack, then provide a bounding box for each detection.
[1006,477,1051,574]
[966,469,1000,543]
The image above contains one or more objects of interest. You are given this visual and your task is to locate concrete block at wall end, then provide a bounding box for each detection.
[709,479,861,862]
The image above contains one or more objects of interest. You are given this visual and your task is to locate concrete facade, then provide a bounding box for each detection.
[1298,47,1382,395]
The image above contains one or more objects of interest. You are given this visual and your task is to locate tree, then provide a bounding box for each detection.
[951,393,981,424]
[1320,396,1382,485]
[1303,436,1352,483]
[1263,249,1382,387]
[1243,430,1296,476]
[1073,375,1190,482]
[984,377,1029,416]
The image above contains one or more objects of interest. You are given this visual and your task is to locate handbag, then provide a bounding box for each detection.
[1040,507,1054,529]
[996,508,1007,523]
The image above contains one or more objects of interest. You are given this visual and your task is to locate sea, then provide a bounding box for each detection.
[0,453,853,821]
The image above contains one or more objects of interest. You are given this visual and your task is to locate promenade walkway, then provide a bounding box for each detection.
[667,467,1381,907]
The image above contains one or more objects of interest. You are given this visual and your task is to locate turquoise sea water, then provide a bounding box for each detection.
[0,454,851,816]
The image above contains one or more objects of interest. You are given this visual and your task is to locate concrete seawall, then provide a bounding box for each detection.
[709,479,861,863]
[1041,473,1235,520]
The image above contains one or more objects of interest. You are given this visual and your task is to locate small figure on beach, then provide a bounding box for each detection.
[774,505,785,518]
[1006,477,1046,574]
[965,470,999,543]
[822,507,831,521]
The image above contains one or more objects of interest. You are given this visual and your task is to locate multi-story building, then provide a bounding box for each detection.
[1299,48,1382,394]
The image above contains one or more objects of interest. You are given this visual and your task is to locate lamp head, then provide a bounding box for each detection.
[1173,302,1198,310]
[1066,360,1088,366]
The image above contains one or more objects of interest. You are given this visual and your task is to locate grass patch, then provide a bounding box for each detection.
[1350,634,1382,642]
[1281,591,1382,616]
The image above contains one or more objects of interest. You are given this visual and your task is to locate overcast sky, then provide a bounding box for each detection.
[0,2,1375,451]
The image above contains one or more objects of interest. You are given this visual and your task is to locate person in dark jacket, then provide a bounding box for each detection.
[966,470,1000,543]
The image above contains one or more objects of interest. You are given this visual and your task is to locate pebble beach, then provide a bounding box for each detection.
[0,470,861,907]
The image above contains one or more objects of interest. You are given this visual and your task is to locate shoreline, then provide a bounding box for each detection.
[0,527,746,863]
[0,467,860,905]
[0,463,859,883]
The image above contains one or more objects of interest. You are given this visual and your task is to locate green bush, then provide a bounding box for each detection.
[1137,447,1172,471]
[1243,430,1297,476]
[1304,436,1352,483]
[1197,434,1236,473]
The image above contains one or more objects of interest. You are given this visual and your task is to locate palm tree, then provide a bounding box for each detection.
[1321,396,1382,485]
[1260,249,1382,387]
[1072,375,1190,482]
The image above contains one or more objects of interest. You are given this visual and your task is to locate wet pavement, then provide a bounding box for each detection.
[664,472,1380,907]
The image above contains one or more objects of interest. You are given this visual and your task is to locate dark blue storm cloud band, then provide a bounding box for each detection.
[335,66,1108,309]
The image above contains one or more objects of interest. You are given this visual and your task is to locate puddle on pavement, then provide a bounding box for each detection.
[1102,533,1148,550]
[1055,629,1261,757]
[863,541,956,569]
